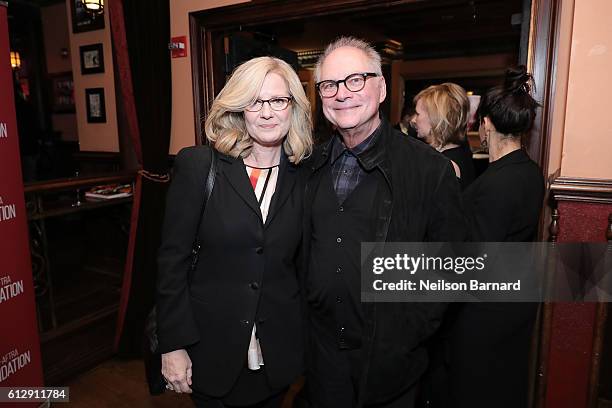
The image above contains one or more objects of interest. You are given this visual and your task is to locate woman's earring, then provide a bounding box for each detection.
[481,130,489,149]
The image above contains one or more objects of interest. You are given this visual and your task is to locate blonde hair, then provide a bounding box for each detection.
[414,83,469,148]
[314,36,382,82]
[204,57,313,164]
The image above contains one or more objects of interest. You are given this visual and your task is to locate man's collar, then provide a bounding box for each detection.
[330,122,383,165]
[355,118,388,172]
[312,116,391,173]
[329,136,345,165]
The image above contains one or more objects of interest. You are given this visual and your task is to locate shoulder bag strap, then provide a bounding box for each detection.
[188,148,217,279]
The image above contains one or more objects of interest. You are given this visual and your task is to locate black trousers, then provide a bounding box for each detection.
[306,324,416,408]
[191,392,285,408]
[446,303,537,408]
[191,365,286,408]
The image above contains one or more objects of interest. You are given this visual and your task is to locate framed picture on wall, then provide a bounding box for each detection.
[80,44,104,75]
[70,0,104,33]
[49,72,75,114]
[85,88,106,123]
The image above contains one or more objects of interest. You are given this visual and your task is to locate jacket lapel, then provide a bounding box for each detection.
[264,156,297,229]
[219,154,263,222]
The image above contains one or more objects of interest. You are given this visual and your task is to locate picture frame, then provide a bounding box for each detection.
[80,43,104,75]
[49,72,75,114]
[85,88,106,123]
[70,0,104,33]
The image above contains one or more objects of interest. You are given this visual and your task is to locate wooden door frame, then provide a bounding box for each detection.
[525,0,561,180]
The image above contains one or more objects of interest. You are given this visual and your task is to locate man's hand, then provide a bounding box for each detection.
[161,349,193,393]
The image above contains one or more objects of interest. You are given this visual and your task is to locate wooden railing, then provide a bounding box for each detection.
[24,172,136,384]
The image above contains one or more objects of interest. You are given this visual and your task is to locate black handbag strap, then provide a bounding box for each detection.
[189,147,217,277]
[195,147,217,236]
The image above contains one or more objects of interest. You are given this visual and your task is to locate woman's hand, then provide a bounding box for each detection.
[161,349,193,393]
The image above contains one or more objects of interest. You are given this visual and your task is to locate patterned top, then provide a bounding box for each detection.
[245,164,279,222]
[330,125,382,203]
[244,163,280,370]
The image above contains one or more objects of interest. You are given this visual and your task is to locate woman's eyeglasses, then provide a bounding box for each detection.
[245,97,293,112]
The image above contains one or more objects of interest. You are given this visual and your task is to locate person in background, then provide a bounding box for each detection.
[303,36,465,408]
[412,83,475,190]
[394,103,418,139]
[157,56,313,408]
[447,66,544,408]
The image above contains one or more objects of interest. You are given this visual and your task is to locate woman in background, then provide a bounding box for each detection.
[394,102,419,139]
[157,56,312,408]
[412,83,475,190]
[447,66,544,408]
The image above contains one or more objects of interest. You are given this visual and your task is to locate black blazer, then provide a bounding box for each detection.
[156,146,304,397]
[463,148,544,242]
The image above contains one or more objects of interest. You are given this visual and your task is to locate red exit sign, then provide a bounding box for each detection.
[170,36,187,58]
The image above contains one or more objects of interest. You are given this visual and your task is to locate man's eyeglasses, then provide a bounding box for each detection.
[316,72,379,98]
[245,97,292,112]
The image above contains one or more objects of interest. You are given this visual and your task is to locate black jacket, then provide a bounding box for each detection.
[156,145,304,397]
[303,120,466,406]
[463,148,544,242]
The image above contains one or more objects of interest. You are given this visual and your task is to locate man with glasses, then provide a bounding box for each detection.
[302,37,465,407]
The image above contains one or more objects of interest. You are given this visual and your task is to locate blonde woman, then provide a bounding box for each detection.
[156,56,313,408]
[412,83,475,190]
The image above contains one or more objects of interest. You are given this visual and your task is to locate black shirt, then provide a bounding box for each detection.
[442,144,476,190]
[329,125,381,203]
[308,128,383,350]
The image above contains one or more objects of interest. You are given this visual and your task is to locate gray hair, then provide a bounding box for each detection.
[314,36,382,82]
